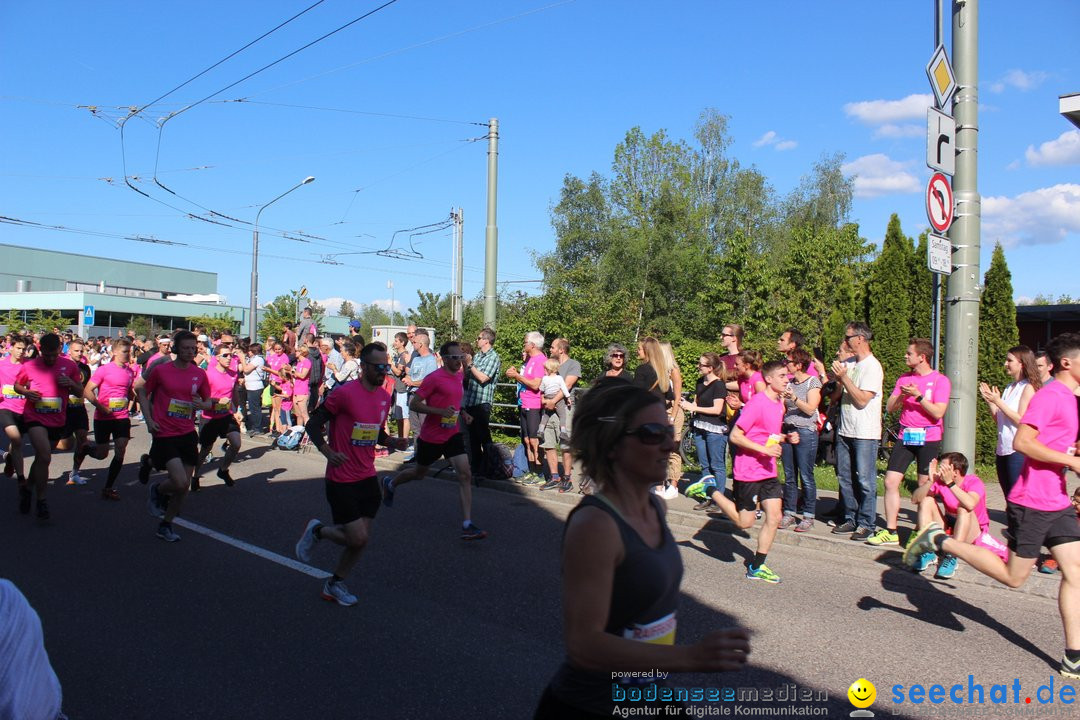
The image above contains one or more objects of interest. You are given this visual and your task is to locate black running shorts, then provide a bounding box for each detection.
[886,438,941,476]
[1006,502,1080,559]
[0,409,25,433]
[63,405,90,435]
[199,415,241,446]
[733,477,783,512]
[414,433,466,467]
[24,422,65,445]
[149,432,199,470]
[325,476,381,525]
[94,418,132,444]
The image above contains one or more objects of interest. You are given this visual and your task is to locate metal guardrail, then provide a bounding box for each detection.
[489,382,521,433]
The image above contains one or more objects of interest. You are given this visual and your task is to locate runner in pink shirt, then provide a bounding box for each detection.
[12,333,83,521]
[293,341,409,606]
[909,452,1008,578]
[79,338,137,500]
[698,360,800,584]
[1,335,30,513]
[133,330,211,543]
[383,341,488,541]
[63,338,93,486]
[193,347,243,492]
[905,332,1080,680]
[872,339,951,547]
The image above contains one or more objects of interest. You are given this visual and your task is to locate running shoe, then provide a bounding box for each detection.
[321,579,358,607]
[138,454,152,484]
[693,499,718,512]
[746,564,781,584]
[1060,654,1080,680]
[684,475,716,500]
[147,483,165,519]
[903,522,944,568]
[911,551,937,573]
[778,515,798,530]
[850,527,872,541]
[935,554,958,579]
[402,448,415,462]
[865,528,900,546]
[217,468,235,487]
[101,488,120,501]
[1038,558,1059,575]
[67,471,87,486]
[461,522,488,540]
[156,522,181,542]
[794,518,814,533]
[831,520,856,534]
[517,472,543,486]
[221,441,230,454]
[19,486,32,515]
[380,476,395,507]
[539,478,561,491]
[755,509,763,520]
[660,484,679,500]
[557,479,573,493]
[36,499,50,522]
[295,519,321,564]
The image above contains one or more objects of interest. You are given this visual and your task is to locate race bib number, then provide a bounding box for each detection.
[213,398,231,414]
[35,397,62,414]
[107,396,127,411]
[350,422,379,447]
[166,398,193,419]
[902,427,927,446]
[2,384,19,400]
[440,412,459,429]
[622,613,676,645]
[69,394,82,405]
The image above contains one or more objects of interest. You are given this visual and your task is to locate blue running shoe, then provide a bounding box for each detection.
[935,554,958,579]
[685,475,716,501]
[381,476,395,507]
[911,551,936,573]
[745,564,781,584]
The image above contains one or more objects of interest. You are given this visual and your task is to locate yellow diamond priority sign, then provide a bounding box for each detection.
[926,45,956,108]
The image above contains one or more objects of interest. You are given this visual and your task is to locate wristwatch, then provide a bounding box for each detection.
[915,395,924,403]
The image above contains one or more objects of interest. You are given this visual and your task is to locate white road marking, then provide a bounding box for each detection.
[173,518,331,580]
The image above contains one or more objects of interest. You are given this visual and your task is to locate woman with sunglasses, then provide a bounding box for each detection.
[680,353,730,503]
[593,344,632,384]
[778,348,822,532]
[534,378,751,719]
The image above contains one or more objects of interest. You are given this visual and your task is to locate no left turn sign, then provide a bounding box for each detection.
[925,172,954,233]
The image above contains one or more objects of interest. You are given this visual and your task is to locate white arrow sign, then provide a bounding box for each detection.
[926,172,954,234]
[927,107,955,175]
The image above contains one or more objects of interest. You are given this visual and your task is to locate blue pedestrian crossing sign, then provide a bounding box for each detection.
[83,305,95,325]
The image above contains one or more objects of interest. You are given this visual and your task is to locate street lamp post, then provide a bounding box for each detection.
[387,279,395,326]
[249,176,315,341]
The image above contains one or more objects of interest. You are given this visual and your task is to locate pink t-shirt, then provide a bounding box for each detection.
[519,353,547,410]
[266,351,288,386]
[733,391,785,482]
[293,357,312,396]
[144,361,210,438]
[416,367,465,444]
[280,380,294,412]
[17,357,82,428]
[89,362,136,421]
[892,370,951,442]
[323,381,392,483]
[929,474,990,530]
[202,364,238,420]
[0,356,26,414]
[1009,380,1078,512]
[739,371,764,403]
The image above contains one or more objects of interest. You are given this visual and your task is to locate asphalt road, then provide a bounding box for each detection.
[3,426,1077,720]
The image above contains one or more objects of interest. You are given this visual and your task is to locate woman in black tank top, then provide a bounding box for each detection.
[534,378,751,719]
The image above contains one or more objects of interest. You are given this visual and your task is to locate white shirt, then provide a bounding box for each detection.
[243,355,266,390]
[839,353,883,440]
[996,380,1028,456]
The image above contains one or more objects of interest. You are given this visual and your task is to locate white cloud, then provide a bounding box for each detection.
[982,184,1080,246]
[753,130,777,147]
[753,130,796,151]
[316,296,362,315]
[1006,159,1021,171]
[841,154,921,198]
[1024,130,1080,167]
[371,298,404,313]
[988,69,1049,94]
[873,123,923,139]
[844,93,932,125]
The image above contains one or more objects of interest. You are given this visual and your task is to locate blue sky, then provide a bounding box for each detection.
[2,0,1078,318]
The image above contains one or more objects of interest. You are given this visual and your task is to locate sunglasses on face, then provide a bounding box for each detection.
[364,362,391,372]
[442,354,466,361]
[610,353,625,358]
[624,423,676,445]
[844,335,858,342]
[721,332,734,338]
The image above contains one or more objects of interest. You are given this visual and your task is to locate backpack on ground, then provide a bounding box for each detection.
[277,425,305,450]
[481,442,515,480]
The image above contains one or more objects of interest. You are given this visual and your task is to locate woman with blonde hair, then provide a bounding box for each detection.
[634,337,676,498]
[660,341,685,490]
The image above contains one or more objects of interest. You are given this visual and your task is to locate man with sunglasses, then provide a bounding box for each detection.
[463,328,500,478]
[382,341,488,540]
[192,344,243,491]
[295,342,409,606]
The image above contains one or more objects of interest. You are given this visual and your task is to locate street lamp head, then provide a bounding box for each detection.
[302,176,315,184]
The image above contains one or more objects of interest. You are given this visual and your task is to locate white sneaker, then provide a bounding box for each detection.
[661,484,680,500]
[67,471,87,486]
[295,519,321,564]
[321,579,357,606]
[650,484,665,496]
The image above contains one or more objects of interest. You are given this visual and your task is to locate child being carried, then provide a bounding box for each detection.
[538,358,572,443]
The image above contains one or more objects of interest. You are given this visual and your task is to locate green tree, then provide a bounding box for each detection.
[868,215,915,390]
[337,300,356,319]
[259,292,324,342]
[975,243,1019,462]
[357,303,391,329]
[185,312,239,335]
[126,315,156,339]
[910,231,935,342]
[407,291,456,344]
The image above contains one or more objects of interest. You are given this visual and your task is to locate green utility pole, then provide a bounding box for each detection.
[943,0,980,461]
[483,118,499,329]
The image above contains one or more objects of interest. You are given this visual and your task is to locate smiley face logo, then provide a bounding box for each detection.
[848,678,876,708]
